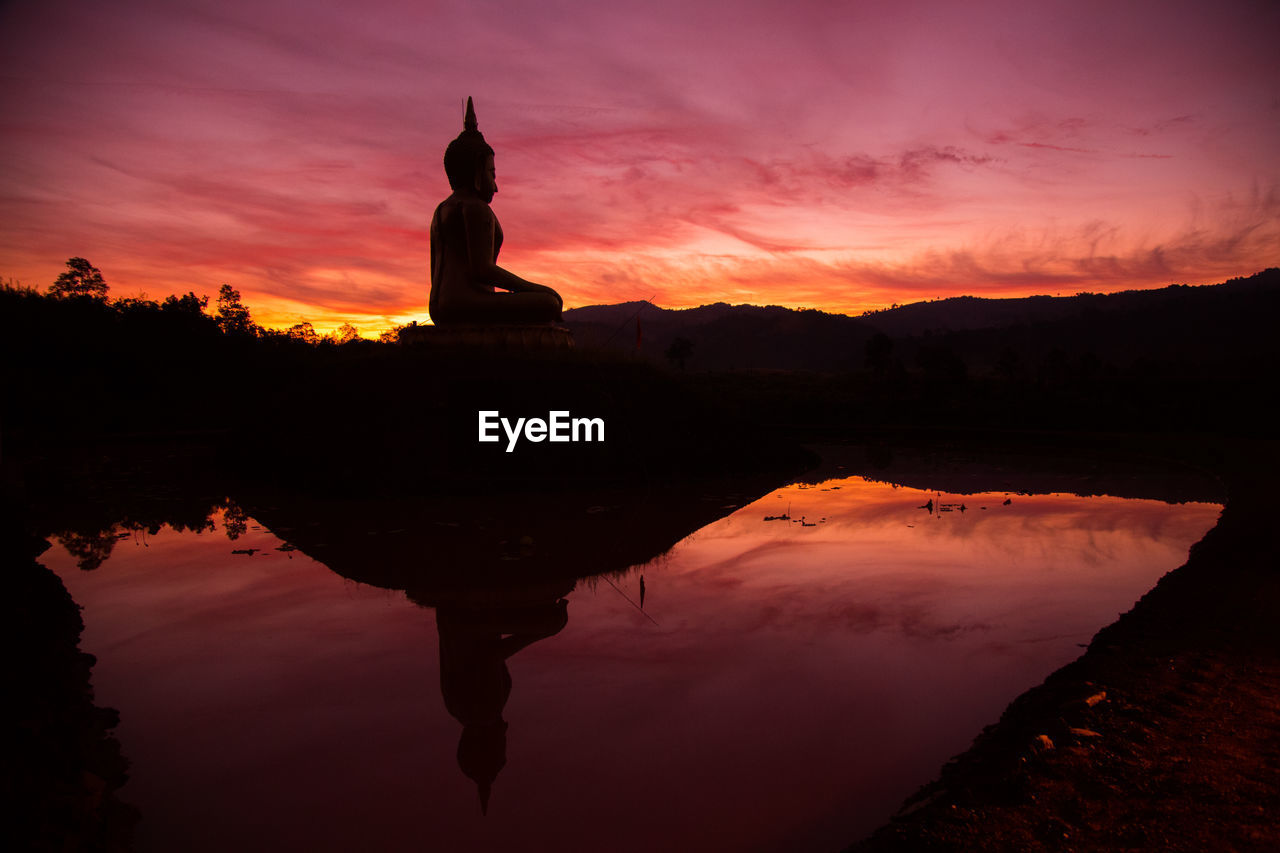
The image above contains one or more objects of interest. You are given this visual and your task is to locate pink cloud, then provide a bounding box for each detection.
[2,0,1277,333]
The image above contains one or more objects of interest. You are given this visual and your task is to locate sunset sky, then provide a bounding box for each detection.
[2,0,1277,335]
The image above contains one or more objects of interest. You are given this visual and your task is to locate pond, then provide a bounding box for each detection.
[42,470,1222,852]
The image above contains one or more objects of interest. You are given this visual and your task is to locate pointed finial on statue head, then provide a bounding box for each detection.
[444,95,494,191]
[464,96,478,132]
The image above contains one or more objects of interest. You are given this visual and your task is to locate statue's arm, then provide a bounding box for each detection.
[495,600,569,658]
[462,202,558,297]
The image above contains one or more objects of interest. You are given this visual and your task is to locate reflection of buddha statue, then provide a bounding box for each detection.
[429,97,564,326]
[437,598,569,814]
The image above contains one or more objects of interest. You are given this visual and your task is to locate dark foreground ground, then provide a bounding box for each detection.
[850,439,1280,852]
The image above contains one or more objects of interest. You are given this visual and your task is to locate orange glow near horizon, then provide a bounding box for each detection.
[88,257,1275,340]
[22,245,1271,341]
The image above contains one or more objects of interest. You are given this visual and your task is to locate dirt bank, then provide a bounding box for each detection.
[6,531,138,851]
[849,440,1280,851]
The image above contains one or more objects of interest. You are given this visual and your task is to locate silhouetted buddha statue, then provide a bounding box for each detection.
[429,98,564,326]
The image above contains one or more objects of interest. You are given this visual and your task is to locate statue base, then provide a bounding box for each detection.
[400,323,574,351]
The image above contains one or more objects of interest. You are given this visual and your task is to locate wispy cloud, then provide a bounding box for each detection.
[2,0,1277,332]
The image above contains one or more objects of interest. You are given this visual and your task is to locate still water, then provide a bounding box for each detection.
[43,475,1221,852]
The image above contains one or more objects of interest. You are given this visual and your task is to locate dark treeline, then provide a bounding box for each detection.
[2,279,378,435]
[1,275,807,492]
[5,266,1277,496]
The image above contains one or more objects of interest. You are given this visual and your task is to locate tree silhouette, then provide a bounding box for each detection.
[215,284,256,336]
[57,527,118,571]
[996,346,1023,381]
[665,336,694,370]
[377,324,405,344]
[48,257,108,300]
[222,501,249,540]
[917,344,968,383]
[162,292,209,316]
[1038,348,1069,386]
[334,323,360,344]
[287,322,318,344]
[865,332,893,375]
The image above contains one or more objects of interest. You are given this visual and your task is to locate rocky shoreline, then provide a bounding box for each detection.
[849,440,1280,851]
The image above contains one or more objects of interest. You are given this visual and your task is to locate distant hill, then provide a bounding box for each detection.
[563,269,1280,374]
[564,301,882,370]
[855,271,1280,336]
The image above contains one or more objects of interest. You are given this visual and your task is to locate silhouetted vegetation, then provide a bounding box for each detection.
[665,336,694,370]
[4,265,1277,496]
[1,274,803,491]
[9,549,138,850]
[47,257,108,301]
[864,332,893,375]
[215,283,258,336]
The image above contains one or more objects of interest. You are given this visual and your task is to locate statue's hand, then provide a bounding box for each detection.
[527,282,563,308]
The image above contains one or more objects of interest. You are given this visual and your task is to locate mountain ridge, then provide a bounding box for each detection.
[562,269,1280,372]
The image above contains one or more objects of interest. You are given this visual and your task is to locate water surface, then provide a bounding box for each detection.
[43,475,1221,852]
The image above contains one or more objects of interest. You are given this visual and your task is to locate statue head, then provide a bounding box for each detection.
[444,96,496,193]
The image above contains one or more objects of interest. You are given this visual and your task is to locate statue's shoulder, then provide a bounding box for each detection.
[435,193,492,222]
[458,195,493,215]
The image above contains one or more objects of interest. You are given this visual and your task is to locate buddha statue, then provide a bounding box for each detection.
[429,98,564,326]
